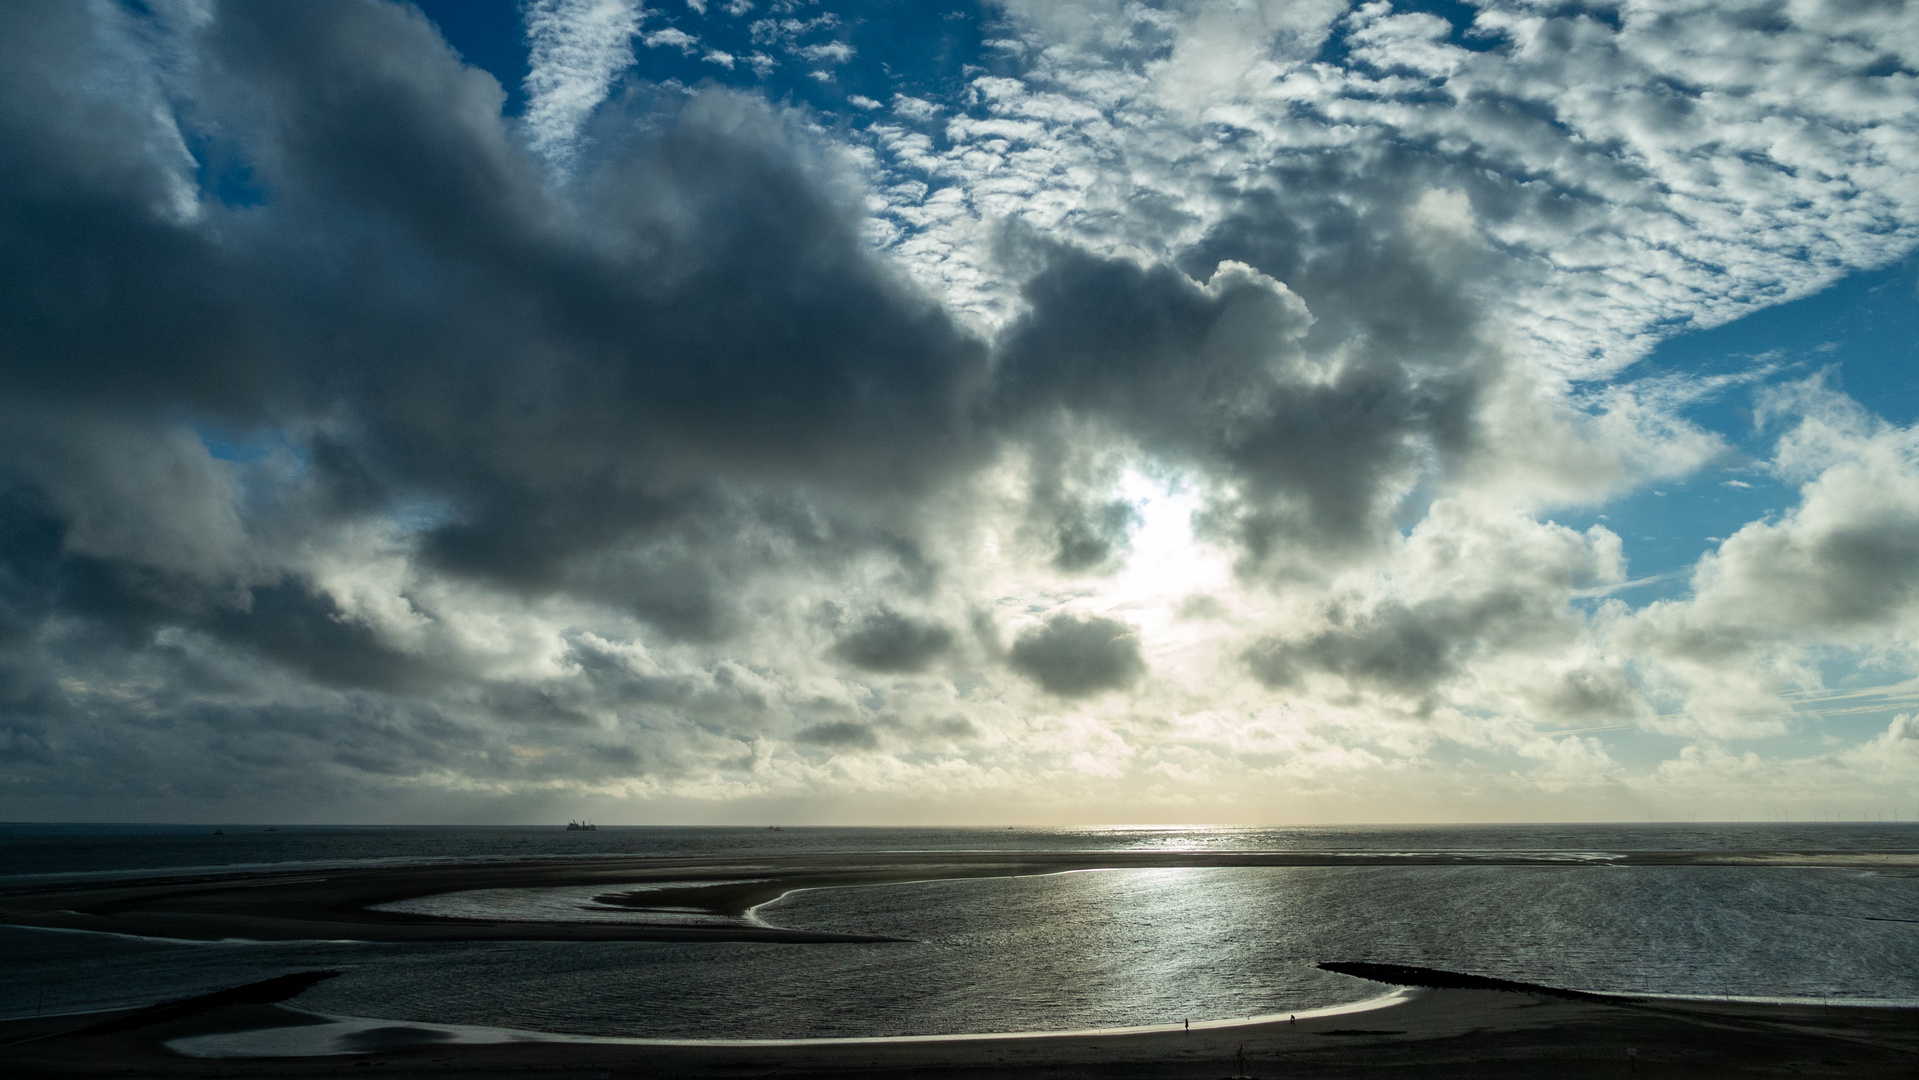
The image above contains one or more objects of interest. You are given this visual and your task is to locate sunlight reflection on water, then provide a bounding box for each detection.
[299,863,1919,1037]
[4,824,1917,1038]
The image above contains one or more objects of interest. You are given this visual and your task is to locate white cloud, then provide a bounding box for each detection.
[860,0,1919,368]
[892,94,941,121]
[796,40,854,65]
[1621,381,1919,735]
[522,0,644,171]
[643,27,700,54]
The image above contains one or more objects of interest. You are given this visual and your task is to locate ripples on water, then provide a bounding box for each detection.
[2,823,1915,1037]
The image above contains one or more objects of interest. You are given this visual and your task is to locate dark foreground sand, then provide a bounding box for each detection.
[5,975,1915,1079]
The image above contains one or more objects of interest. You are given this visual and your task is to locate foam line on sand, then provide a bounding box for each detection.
[166,989,1420,1057]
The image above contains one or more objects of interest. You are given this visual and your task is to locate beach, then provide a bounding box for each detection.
[4,839,1915,1074]
[5,974,1915,1078]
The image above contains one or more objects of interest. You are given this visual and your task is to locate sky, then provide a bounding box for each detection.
[2,0,1918,826]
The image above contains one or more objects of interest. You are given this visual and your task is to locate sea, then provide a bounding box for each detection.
[2,822,1916,1038]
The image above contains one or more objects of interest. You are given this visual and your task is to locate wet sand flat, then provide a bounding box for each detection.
[6,984,1916,1079]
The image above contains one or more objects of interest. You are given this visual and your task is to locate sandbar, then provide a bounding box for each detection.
[5,967,1915,1078]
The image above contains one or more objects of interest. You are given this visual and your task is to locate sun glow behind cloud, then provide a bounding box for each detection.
[1121,472,1220,571]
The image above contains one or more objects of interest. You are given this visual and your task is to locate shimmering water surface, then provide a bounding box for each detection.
[3,823,1916,1037]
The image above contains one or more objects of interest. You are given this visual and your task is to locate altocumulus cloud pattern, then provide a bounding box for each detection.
[2,0,1918,823]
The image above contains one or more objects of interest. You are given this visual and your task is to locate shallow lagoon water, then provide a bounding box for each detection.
[3,823,1916,1038]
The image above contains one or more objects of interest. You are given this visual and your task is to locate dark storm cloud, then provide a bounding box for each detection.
[1534,668,1644,724]
[1021,451,1141,573]
[0,0,987,647]
[0,419,455,700]
[1244,587,1581,706]
[1183,158,1497,376]
[0,1,1504,670]
[0,6,274,419]
[1246,600,1476,700]
[203,583,457,696]
[829,609,954,673]
[794,720,880,750]
[0,0,1013,806]
[204,0,985,598]
[388,92,990,593]
[995,231,1493,569]
[1048,496,1138,572]
[1008,614,1145,697]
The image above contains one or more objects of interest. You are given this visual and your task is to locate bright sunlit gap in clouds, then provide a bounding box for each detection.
[1092,470,1227,613]
[1,0,1918,825]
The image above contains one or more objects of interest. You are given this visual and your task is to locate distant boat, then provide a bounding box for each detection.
[566,820,597,831]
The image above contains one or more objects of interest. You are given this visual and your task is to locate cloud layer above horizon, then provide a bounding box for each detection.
[3,0,1918,823]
